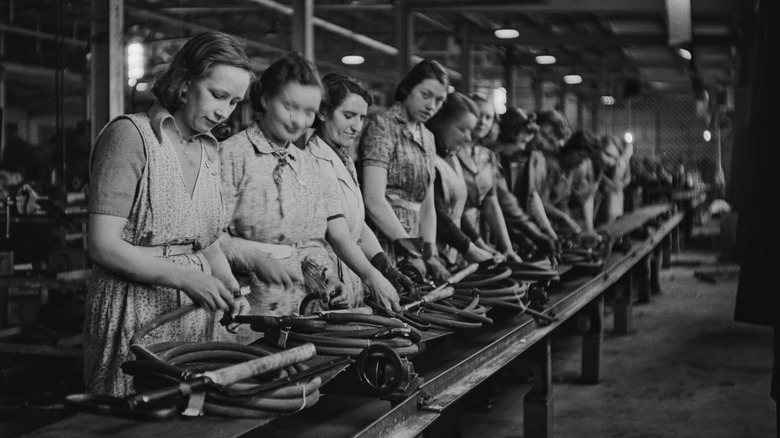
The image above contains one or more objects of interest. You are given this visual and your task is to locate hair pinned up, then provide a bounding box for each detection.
[394,59,449,102]
[249,52,322,112]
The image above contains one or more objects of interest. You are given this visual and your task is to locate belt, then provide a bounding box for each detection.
[137,243,196,258]
[386,193,422,212]
[253,241,295,260]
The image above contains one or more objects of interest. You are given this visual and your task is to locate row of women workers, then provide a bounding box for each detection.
[83,31,569,397]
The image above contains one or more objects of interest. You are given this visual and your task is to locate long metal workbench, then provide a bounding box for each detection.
[24,204,682,438]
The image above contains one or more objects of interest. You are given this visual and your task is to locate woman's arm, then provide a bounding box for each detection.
[218,234,296,288]
[482,192,519,259]
[88,213,234,312]
[326,217,401,311]
[362,165,410,241]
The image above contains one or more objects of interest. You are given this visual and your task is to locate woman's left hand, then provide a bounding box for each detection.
[504,250,523,263]
[364,270,402,311]
[225,296,251,333]
[325,276,351,309]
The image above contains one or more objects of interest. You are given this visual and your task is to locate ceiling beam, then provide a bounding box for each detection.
[409,0,747,15]
[470,32,737,47]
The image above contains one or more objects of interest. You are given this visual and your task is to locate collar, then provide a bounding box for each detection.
[147,101,218,149]
[388,104,426,149]
[297,129,332,161]
[246,121,302,168]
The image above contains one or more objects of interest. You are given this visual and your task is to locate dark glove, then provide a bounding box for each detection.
[393,237,423,258]
[371,252,417,294]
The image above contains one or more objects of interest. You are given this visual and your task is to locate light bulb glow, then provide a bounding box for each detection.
[341,55,365,65]
[535,55,556,65]
[703,130,712,142]
[127,42,145,81]
[563,74,582,85]
[624,132,634,144]
[494,28,519,39]
[493,87,507,115]
[600,96,616,105]
[677,48,692,60]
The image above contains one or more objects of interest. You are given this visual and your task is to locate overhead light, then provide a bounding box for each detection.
[127,42,145,82]
[493,87,507,115]
[447,85,455,93]
[600,96,616,105]
[494,28,519,39]
[677,48,692,60]
[563,74,582,85]
[535,55,556,65]
[703,130,712,142]
[624,132,634,144]
[341,55,365,65]
[136,82,149,92]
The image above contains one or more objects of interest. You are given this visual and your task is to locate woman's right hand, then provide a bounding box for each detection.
[465,242,495,263]
[252,254,295,289]
[181,271,236,312]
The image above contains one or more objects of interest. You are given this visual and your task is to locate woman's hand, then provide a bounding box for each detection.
[465,242,495,263]
[180,271,236,312]
[252,254,295,289]
[324,276,350,309]
[424,256,451,283]
[225,295,251,333]
[364,270,402,311]
[504,250,523,263]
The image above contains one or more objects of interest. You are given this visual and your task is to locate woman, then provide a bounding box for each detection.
[469,95,556,259]
[220,53,386,337]
[85,31,252,397]
[302,73,409,309]
[424,92,497,265]
[596,134,633,226]
[550,130,603,232]
[358,60,450,281]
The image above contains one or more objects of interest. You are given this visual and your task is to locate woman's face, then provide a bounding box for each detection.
[403,78,447,123]
[177,64,251,135]
[261,82,322,144]
[535,123,565,154]
[439,111,478,153]
[320,92,369,150]
[473,100,496,140]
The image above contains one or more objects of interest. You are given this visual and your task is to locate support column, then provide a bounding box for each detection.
[90,0,124,142]
[581,295,604,383]
[504,46,516,109]
[291,0,314,61]
[613,272,634,335]
[524,336,553,438]
[460,24,473,93]
[0,31,5,158]
[662,235,672,268]
[651,244,663,294]
[672,224,681,255]
[395,0,413,83]
[635,255,652,304]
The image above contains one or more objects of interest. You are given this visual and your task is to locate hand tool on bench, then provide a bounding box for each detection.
[402,262,481,311]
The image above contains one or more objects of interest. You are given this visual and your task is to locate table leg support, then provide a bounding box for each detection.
[613,273,634,335]
[635,255,651,304]
[581,295,604,384]
[662,235,672,268]
[651,245,662,294]
[524,336,553,438]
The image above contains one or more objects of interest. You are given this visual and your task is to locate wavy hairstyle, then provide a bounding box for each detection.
[425,91,479,156]
[497,107,538,143]
[394,59,449,102]
[249,52,322,112]
[152,31,253,113]
[313,73,373,133]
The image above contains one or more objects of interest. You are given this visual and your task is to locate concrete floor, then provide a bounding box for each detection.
[460,244,777,438]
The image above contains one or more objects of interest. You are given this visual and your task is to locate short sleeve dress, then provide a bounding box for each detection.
[84,102,225,397]
[220,122,344,335]
[358,104,436,257]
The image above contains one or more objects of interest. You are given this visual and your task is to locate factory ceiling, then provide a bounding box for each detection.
[0,0,756,112]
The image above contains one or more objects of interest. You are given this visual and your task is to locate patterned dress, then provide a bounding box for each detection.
[434,154,468,265]
[458,145,499,232]
[84,107,224,397]
[305,133,365,305]
[220,122,342,341]
[358,104,436,258]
